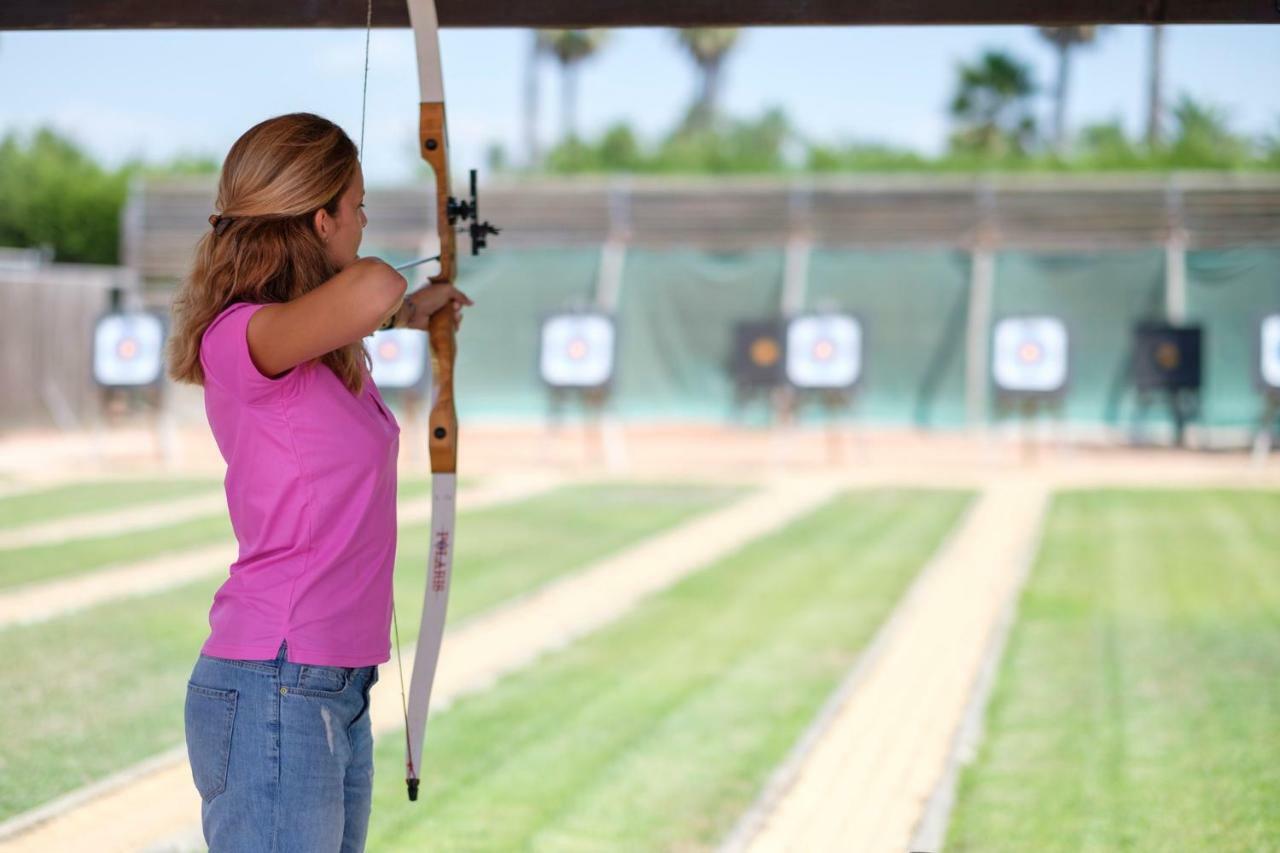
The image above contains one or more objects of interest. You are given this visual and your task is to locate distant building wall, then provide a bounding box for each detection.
[0,263,141,431]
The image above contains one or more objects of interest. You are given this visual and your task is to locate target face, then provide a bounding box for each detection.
[368,328,429,390]
[540,313,615,388]
[93,312,165,387]
[1261,315,1280,390]
[786,315,862,389]
[992,316,1068,394]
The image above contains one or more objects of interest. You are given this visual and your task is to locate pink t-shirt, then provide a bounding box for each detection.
[199,301,399,666]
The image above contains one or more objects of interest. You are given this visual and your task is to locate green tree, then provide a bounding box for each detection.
[1037,26,1100,154]
[671,28,742,135]
[541,30,611,144]
[1165,94,1250,168]
[1075,119,1144,168]
[0,127,129,264]
[949,50,1038,158]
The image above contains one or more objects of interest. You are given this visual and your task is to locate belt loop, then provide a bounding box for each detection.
[276,639,288,664]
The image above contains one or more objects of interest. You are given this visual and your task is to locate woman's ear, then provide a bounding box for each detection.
[313,208,332,244]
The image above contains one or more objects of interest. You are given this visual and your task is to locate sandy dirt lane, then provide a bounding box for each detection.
[723,478,1049,853]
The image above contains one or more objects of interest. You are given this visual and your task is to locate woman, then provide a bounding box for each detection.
[167,112,472,852]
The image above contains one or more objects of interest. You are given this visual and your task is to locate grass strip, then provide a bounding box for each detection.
[364,489,972,851]
[0,479,219,529]
[0,478,439,591]
[0,482,741,822]
[946,489,1280,851]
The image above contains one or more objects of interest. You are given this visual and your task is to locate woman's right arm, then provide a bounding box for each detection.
[244,258,407,379]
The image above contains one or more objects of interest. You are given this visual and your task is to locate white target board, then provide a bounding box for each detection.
[368,329,429,390]
[786,314,862,389]
[93,312,165,387]
[1261,315,1280,390]
[992,316,1069,394]
[540,313,615,388]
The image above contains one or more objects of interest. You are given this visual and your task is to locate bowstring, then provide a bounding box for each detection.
[359,0,418,778]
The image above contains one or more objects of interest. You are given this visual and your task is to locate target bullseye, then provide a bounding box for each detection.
[786,314,862,389]
[369,328,429,390]
[1260,314,1280,390]
[540,313,615,389]
[992,316,1068,395]
[751,338,781,367]
[93,312,165,387]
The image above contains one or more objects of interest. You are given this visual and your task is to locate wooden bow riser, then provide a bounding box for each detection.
[419,100,458,475]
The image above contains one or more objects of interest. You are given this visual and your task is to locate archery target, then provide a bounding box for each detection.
[786,314,862,389]
[93,311,165,387]
[369,328,429,390]
[992,316,1068,394]
[1261,315,1280,390]
[731,320,787,389]
[540,313,615,388]
[1133,323,1202,392]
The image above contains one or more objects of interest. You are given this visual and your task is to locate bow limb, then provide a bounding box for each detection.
[403,0,458,803]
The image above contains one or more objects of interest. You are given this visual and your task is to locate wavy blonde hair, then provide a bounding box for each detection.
[167,112,370,396]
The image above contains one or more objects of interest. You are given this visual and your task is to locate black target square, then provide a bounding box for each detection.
[1132,323,1203,392]
[732,320,787,390]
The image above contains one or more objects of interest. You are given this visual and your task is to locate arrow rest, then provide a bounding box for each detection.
[447,168,501,255]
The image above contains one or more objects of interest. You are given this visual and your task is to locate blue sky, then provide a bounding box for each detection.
[2,25,1277,185]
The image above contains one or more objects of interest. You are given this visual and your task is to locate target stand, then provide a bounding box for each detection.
[91,287,172,466]
[367,327,431,467]
[729,319,788,426]
[539,311,617,466]
[785,313,864,463]
[1250,313,1280,463]
[990,316,1069,460]
[1131,322,1203,448]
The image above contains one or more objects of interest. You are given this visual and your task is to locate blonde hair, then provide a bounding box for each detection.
[167,112,369,396]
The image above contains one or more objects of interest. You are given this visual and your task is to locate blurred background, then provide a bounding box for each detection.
[0,18,1278,853]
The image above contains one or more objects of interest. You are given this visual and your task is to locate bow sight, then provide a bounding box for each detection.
[449,169,500,255]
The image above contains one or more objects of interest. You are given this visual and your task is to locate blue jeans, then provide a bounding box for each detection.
[184,641,379,852]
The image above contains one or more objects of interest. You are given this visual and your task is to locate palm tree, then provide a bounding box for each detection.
[949,50,1038,157]
[1146,25,1165,148]
[542,30,610,144]
[671,28,742,134]
[1037,26,1099,154]
[522,31,554,168]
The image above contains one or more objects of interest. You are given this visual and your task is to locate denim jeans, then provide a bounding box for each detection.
[184,641,379,852]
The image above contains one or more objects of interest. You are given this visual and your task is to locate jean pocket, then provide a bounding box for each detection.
[184,683,237,802]
[292,664,351,696]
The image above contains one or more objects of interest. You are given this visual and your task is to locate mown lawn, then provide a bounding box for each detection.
[0,478,220,529]
[364,490,972,851]
[946,489,1280,852]
[0,482,740,821]
[0,477,435,591]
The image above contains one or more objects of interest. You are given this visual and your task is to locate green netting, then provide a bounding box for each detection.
[388,243,1278,430]
[804,250,971,427]
[988,250,1166,426]
[452,248,600,417]
[1185,248,1280,427]
[612,248,785,419]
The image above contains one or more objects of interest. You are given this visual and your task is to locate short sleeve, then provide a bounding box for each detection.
[201,302,298,404]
